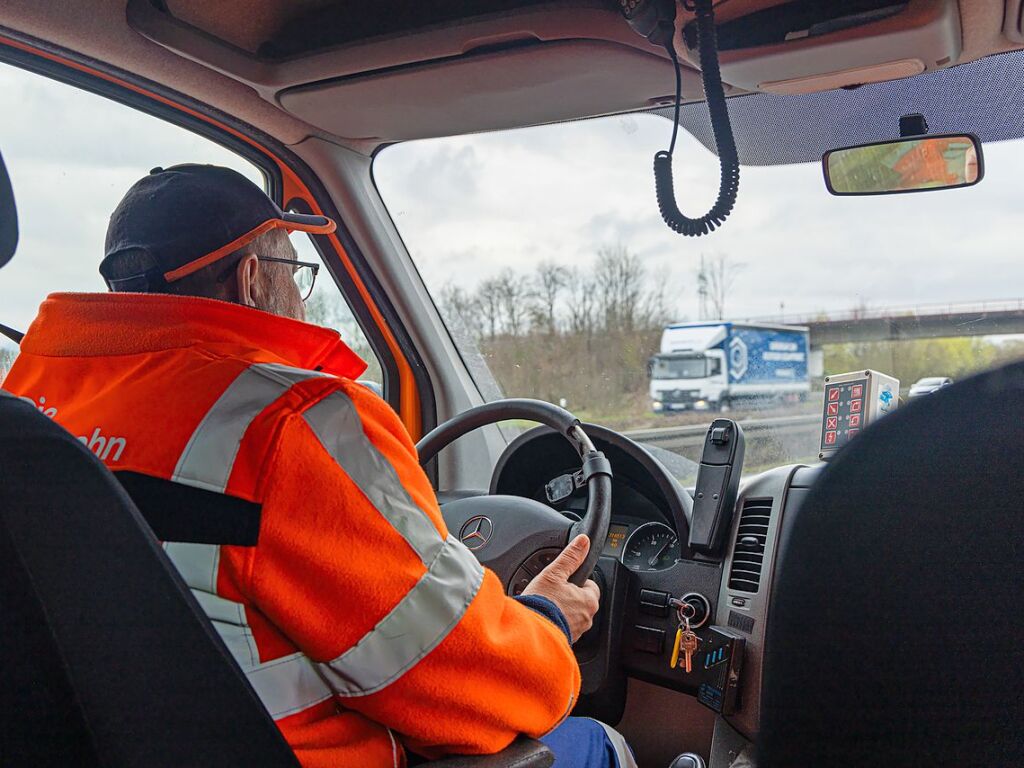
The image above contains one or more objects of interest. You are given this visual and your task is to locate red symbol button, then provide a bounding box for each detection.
[828,388,840,402]
[851,384,864,398]
[824,431,837,445]
[849,413,861,428]
[826,416,838,430]
[848,429,859,438]
[827,402,839,416]
[850,399,862,413]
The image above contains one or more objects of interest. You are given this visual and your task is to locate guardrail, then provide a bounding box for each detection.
[625,414,821,458]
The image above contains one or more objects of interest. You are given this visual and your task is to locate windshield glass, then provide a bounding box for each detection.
[374,69,1024,473]
[652,356,707,380]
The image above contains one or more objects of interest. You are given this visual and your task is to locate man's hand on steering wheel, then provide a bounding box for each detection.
[522,534,601,643]
[416,399,617,690]
[415,399,613,588]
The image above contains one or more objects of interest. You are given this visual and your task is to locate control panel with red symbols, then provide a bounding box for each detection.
[819,370,900,458]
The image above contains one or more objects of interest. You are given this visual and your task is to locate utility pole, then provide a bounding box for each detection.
[697,253,709,320]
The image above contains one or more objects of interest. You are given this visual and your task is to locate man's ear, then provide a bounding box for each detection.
[235,254,259,307]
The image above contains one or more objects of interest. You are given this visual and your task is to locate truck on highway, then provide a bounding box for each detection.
[649,321,810,413]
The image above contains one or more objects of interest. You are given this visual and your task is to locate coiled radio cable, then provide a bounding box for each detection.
[654,0,739,236]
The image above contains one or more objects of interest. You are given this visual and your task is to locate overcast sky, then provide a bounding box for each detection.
[376,116,1024,325]
[0,63,262,346]
[3,58,1024,345]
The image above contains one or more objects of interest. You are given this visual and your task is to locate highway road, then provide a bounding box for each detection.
[626,413,822,467]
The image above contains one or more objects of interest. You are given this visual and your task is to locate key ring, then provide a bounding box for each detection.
[671,597,696,622]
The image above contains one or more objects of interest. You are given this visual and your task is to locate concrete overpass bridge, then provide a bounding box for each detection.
[752,299,1024,348]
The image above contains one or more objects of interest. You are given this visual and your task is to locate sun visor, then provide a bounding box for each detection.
[278,40,687,142]
[676,0,961,95]
[127,0,711,143]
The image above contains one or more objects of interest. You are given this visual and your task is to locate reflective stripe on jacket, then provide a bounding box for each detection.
[4,293,580,768]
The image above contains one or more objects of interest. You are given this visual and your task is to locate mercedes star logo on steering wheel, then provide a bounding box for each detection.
[459,516,493,550]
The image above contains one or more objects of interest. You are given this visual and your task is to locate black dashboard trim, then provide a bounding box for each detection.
[715,463,805,741]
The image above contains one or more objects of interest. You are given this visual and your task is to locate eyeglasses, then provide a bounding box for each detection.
[213,254,320,302]
[256,256,320,302]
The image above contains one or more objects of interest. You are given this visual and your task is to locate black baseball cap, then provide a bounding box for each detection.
[100,164,335,291]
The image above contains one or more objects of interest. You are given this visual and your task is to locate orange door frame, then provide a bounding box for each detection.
[0,34,423,438]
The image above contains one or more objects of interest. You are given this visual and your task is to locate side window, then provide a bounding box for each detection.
[290,231,384,386]
[0,61,383,388]
[708,358,722,376]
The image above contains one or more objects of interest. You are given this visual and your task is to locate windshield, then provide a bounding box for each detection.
[652,356,707,380]
[374,61,1024,473]
[916,377,947,385]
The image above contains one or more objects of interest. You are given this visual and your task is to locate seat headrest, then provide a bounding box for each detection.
[0,149,17,268]
[759,361,1024,767]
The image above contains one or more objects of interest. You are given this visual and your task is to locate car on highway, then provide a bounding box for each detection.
[1,2,1022,768]
[908,376,954,398]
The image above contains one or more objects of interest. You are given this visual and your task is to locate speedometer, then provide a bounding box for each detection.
[622,522,681,572]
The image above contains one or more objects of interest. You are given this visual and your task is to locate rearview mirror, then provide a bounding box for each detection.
[0,149,17,267]
[823,134,983,196]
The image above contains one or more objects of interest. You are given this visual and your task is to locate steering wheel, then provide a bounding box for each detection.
[416,399,612,590]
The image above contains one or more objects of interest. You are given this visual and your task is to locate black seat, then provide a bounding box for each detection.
[0,392,301,766]
[759,362,1024,767]
[0,392,553,767]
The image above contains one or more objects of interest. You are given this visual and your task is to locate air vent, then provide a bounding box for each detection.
[727,498,773,593]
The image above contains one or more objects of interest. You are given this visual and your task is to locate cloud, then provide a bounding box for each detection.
[4,57,1024,346]
[379,114,1024,325]
[0,63,264,333]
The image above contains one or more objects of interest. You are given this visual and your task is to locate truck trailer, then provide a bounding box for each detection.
[649,321,810,412]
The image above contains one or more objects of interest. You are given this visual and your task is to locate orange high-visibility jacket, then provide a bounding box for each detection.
[4,293,580,768]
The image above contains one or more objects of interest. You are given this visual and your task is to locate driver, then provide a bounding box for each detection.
[2,165,636,768]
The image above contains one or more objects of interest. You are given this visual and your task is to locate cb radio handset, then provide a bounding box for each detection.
[689,418,744,554]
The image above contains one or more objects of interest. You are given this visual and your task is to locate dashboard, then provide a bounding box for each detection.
[489,422,817,747]
[491,423,694,572]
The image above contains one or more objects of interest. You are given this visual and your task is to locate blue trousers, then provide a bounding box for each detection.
[540,717,635,768]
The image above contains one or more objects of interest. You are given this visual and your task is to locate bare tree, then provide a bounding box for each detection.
[303,292,383,383]
[494,268,531,337]
[696,253,745,319]
[531,261,568,335]
[476,278,504,340]
[564,266,596,337]
[306,292,372,353]
[305,291,348,329]
[0,346,16,381]
[594,245,646,333]
[439,282,483,339]
[696,254,710,319]
[639,277,672,330]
